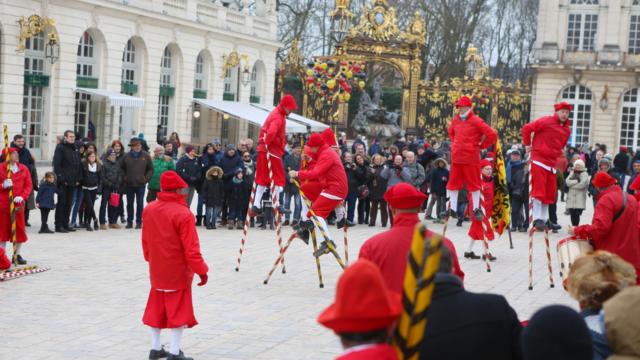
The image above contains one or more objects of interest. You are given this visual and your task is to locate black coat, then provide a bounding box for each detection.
[219,152,244,189]
[367,165,388,201]
[283,153,301,194]
[80,161,102,189]
[419,274,523,360]
[52,141,82,186]
[229,178,249,206]
[354,163,371,187]
[428,167,449,196]
[176,155,202,187]
[509,161,528,201]
[202,178,224,207]
[344,162,358,194]
[101,159,121,189]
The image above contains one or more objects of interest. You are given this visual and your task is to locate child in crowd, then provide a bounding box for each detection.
[81,152,102,231]
[228,169,248,230]
[100,149,122,229]
[202,166,224,230]
[425,158,449,223]
[35,172,57,234]
[258,188,275,230]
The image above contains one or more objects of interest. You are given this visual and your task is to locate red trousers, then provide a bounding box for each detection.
[447,163,481,192]
[0,247,10,270]
[142,288,198,329]
[301,181,321,202]
[255,152,285,187]
[309,195,341,219]
[468,217,495,241]
[530,163,557,204]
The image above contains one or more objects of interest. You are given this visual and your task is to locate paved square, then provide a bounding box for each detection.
[1,182,582,359]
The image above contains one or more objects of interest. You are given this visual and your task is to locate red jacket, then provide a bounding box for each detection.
[359,212,465,294]
[468,175,495,241]
[298,144,347,199]
[0,247,10,270]
[0,162,32,243]
[574,186,640,281]
[142,192,209,290]
[336,344,398,360]
[448,111,497,165]
[522,113,571,167]
[257,104,287,157]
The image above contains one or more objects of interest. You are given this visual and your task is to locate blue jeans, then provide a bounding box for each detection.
[70,187,84,225]
[284,191,301,222]
[205,206,220,227]
[346,192,357,222]
[126,186,146,225]
[229,206,243,222]
[196,194,206,217]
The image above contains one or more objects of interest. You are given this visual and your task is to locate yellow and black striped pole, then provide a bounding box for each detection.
[394,222,442,360]
[3,125,17,265]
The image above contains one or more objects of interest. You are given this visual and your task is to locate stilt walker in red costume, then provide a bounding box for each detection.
[0,147,32,265]
[251,94,298,215]
[142,171,209,360]
[522,102,572,231]
[445,96,497,222]
[320,128,351,229]
[465,159,497,261]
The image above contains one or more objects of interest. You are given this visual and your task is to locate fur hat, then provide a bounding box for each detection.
[573,159,586,172]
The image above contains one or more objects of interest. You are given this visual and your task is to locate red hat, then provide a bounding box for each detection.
[591,171,617,188]
[480,159,492,169]
[620,146,629,153]
[455,96,473,108]
[306,133,324,148]
[317,259,402,333]
[160,170,188,191]
[423,143,431,149]
[321,128,338,147]
[280,94,298,111]
[554,102,573,112]
[1,147,18,158]
[383,183,427,209]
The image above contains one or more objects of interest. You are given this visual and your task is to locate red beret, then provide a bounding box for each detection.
[383,183,427,209]
[306,133,324,147]
[480,159,492,169]
[455,96,473,108]
[321,128,338,147]
[280,94,298,111]
[591,171,617,189]
[1,147,18,158]
[317,259,401,333]
[160,170,187,191]
[554,101,573,112]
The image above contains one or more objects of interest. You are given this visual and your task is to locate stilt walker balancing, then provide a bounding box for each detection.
[2,125,18,265]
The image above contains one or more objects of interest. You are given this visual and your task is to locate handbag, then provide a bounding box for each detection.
[109,192,121,207]
[357,184,370,199]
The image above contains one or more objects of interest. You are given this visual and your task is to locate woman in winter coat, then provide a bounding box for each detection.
[367,154,388,227]
[219,145,244,224]
[354,153,371,225]
[343,152,359,223]
[80,152,102,231]
[425,158,449,222]
[566,159,589,226]
[202,166,224,229]
[99,149,122,229]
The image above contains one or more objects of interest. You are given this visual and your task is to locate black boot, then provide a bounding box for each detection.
[55,226,68,233]
[167,350,193,360]
[297,229,310,245]
[39,224,54,234]
[14,254,27,265]
[195,216,202,226]
[473,208,484,221]
[149,347,169,359]
[313,240,337,258]
[464,251,480,259]
[482,253,497,261]
[86,222,93,231]
[336,218,355,229]
[533,219,546,231]
[251,205,262,215]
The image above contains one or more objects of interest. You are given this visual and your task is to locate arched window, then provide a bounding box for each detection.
[157,47,173,140]
[121,39,136,91]
[120,39,138,142]
[620,88,640,151]
[223,68,236,101]
[77,31,95,77]
[250,64,262,103]
[23,31,46,152]
[194,54,205,92]
[75,31,97,137]
[561,85,593,146]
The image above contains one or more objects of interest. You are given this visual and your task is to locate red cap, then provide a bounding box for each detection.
[306,133,324,147]
[280,94,298,111]
[423,143,431,149]
[321,128,338,147]
[317,259,402,333]
[620,146,629,153]
[455,96,473,108]
[554,102,573,112]
[591,171,617,188]
[160,170,188,191]
[480,159,492,169]
[383,183,427,209]
[1,147,18,158]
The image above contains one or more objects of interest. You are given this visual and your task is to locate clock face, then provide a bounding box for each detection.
[375,12,385,25]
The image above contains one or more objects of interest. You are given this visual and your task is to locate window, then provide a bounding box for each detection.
[194,54,205,90]
[620,88,640,151]
[561,85,593,146]
[22,32,46,150]
[74,92,91,136]
[157,46,173,140]
[121,39,136,89]
[567,13,598,52]
[224,69,232,94]
[76,31,95,77]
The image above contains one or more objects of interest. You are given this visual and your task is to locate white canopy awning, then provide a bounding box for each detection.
[75,88,145,108]
[193,99,308,134]
[250,103,330,132]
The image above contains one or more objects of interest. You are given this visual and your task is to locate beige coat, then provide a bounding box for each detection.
[566,171,589,210]
[604,287,640,360]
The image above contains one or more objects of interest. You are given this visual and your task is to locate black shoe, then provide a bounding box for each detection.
[456,219,463,227]
[296,229,310,244]
[65,226,76,232]
[206,225,213,230]
[74,223,82,229]
[14,254,27,265]
[439,209,456,219]
[533,219,545,231]
[327,218,336,225]
[296,220,314,231]
[55,227,68,233]
[518,227,527,233]
[251,205,262,215]
[482,253,497,261]
[368,223,375,227]
[314,240,337,258]
[149,347,169,359]
[39,225,54,234]
[547,221,561,231]
[126,223,133,229]
[283,220,290,226]
[86,224,93,231]
[120,216,126,224]
[277,206,291,214]
[136,223,142,229]
[464,251,480,259]
[473,208,484,221]
[336,218,356,229]
[167,351,193,360]
[93,222,99,231]
[195,216,202,227]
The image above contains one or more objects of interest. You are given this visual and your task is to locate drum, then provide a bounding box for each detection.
[557,236,593,281]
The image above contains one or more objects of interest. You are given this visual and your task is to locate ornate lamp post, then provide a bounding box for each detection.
[45,33,60,64]
[464,44,485,80]
[330,0,354,53]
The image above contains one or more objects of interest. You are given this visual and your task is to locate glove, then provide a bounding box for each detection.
[14,196,24,204]
[197,273,208,286]
[2,179,12,189]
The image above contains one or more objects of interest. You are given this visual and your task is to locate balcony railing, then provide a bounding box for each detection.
[223,92,235,101]
[76,76,99,89]
[193,89,207,99]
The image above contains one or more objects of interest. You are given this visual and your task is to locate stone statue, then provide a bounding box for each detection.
[351,82,404,142]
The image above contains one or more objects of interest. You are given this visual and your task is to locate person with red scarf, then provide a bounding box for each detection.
[523,102,572,231]
[251,94,297,215]
[570,172,640,283]
[445,96,497,223]
[0,147,33,265]
[141,171,209,360]
[465,159,496,260]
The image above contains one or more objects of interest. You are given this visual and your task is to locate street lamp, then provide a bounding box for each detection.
[240,65,251,86]
[330,0,353,51]
[464,44,484,80]
[45,33,60,64]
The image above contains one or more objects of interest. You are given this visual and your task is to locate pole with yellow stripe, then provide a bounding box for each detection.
[3,125,17,265]
[394,222,442,360]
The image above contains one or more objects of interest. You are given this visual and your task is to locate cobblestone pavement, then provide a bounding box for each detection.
[1,191,585,359]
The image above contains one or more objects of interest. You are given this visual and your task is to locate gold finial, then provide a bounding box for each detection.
[335,0,350,10]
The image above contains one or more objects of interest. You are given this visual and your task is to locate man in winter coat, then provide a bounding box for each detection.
[100,149,123,229]
[219,145,244,223]
[359,183,464,295]
[403,151,426,189]
[571,172,640,282]
[142,171,208,360]
[175,146,201,207]
[446,96,498,222]
[522,101,572,231]
[52,130,82,233]
[121,138,154,229]
[627,160,640,195]
[147,146,175,203]
[283,142,302,226]
[11,134,37,227]
[508,150,528,232]
[252,94,297,215]
[424,158,449,222]
[0,147,32,265]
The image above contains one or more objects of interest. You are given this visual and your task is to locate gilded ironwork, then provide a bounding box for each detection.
[221,51,249,79]
[17,15,57,52]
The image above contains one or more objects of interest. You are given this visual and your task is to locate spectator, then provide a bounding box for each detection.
[80,152,102,231]
[237,139,248,155]
[567,251,637,360]
[424,158,449,223]
[211,139,224,163]
[387,145,399,164]
[367,154,388,227]
[603,286,640,360]
[508,150,528,232]
[121,138,154,229]
[11,134,37,227]
[109,139,126,224]
[228,169,248,230]
[627,160,640,195]
[613,146,630,179]
[147,146,175,203]
[245,138,256,158]
[99,149,122,230]
[283,143,302,226]
[241,151,255,223]
[455,185,470,227]
[167,132,181,158]
[381,154,410,190]
[590,149,605,175]
[35,172,57,234]
[195,144,218,225]
[137,133,150,152]
[164,142,176,161]
[176,146,202,207]
[368,137,382,157]
[352,142,366,158]
[343,152,358,224]
[53,130,82,233]
[354,153,371,225]
[522,305,592,360]
[155,124,164,145]
[219,144,244,225]
[403,151,426,189]
[566,159,589,226]
[202,166,224,229]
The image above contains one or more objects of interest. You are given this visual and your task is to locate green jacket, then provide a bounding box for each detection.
[148,155,175,190]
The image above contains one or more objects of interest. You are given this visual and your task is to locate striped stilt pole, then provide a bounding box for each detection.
[2,125,17,265]
[263,232,297,285]
[265,149,286,274]
[343,202,349,266]
[527,163,534,290]
[441,201,452,239]
[478,176,491,273]
[310,228,324,288]
[544,228,555,288]
[235,180,257,272]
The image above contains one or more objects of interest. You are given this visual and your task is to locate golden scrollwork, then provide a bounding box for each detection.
[17,15,57,52]
[221,52,249,79]
[349,0,400,42]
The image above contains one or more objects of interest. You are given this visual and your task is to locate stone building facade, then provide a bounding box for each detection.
[0,0,279,159]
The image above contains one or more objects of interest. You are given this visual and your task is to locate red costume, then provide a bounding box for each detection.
[522,104,572,204]
[255,95,297,187]
[336,344,398,360]
[0,151,32,244]
[574,173,640,282]
[0,247,10,270]
[468,171,495,241]
[359,183,465,294]
[300,145,321,202]
[142,171,208,329]
[447,97,497,192]
[630,175,640,202]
